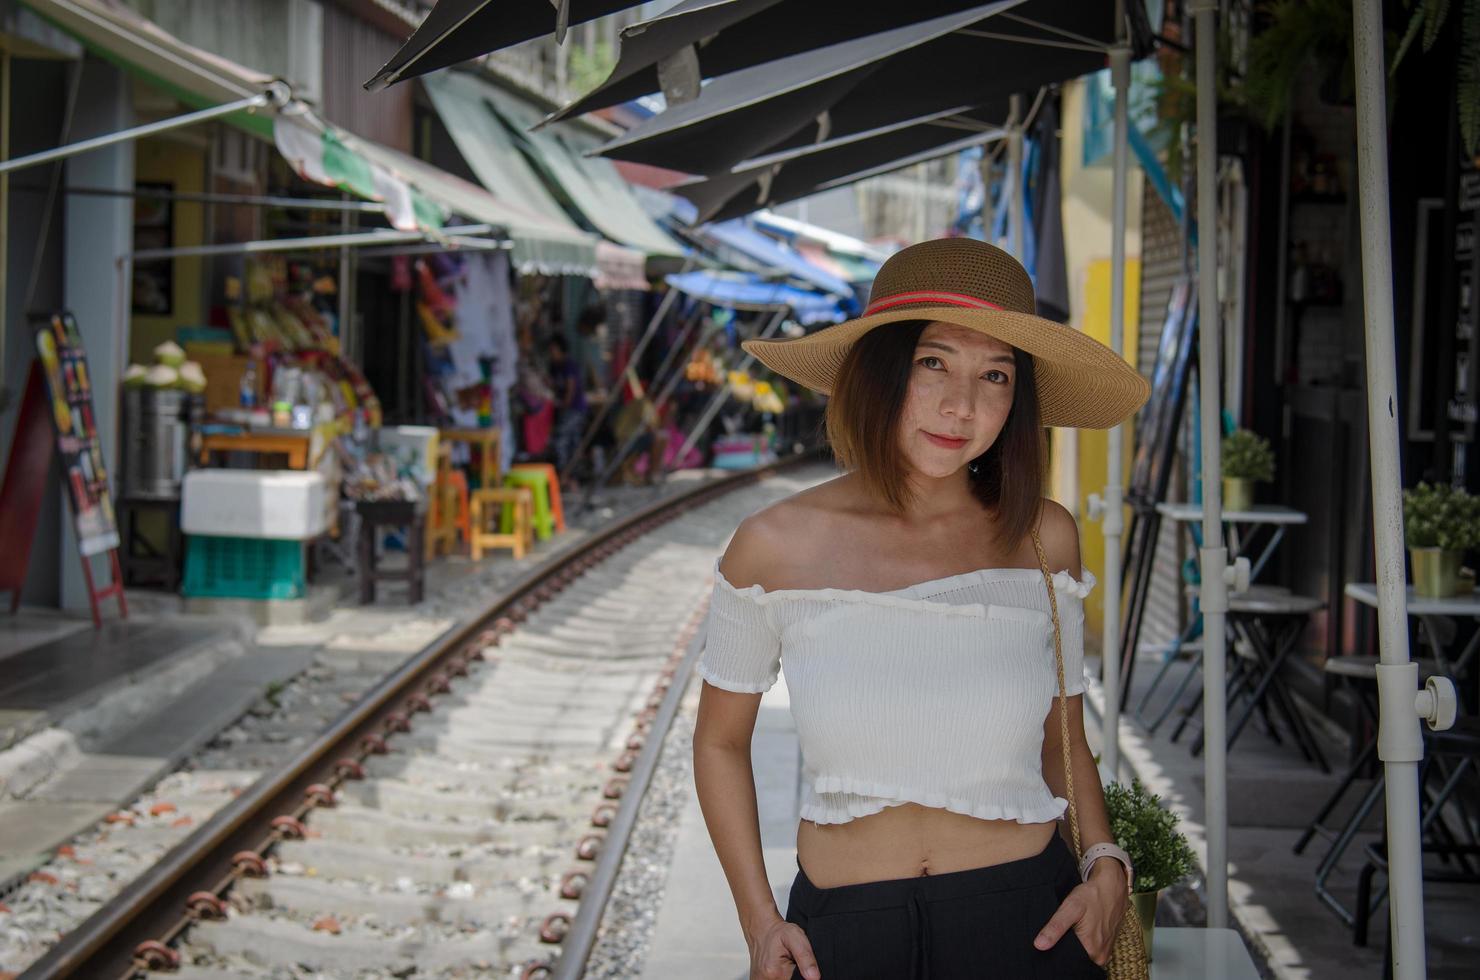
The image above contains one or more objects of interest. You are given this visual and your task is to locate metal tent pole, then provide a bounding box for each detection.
[0,86,286,176]
[669,308,789,469]
[1007,94,1025,259]
[560,260,694,484]
[127,225,497,261]
[1099,35,1132,781]
[580,305,709,505]
[1190,0,1229,929]
[1351,1,1455,975]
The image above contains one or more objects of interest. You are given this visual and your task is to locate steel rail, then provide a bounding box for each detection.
[547,615,709,979]
[21,452,823,980]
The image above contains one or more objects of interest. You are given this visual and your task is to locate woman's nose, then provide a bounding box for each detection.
[939,378,975,419]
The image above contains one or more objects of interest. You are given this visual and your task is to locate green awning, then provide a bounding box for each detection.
[21,0,599,273]
[348,136,601,276]
[423,71,685,260]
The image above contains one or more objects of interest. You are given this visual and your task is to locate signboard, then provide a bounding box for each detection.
[35,314,120,556]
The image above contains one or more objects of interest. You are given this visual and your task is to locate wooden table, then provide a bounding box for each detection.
[198,431,311,470]
[439,427,502,489]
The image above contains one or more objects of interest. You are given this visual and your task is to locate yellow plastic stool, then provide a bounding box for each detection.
[471,487,532,560]
[501,468,555,541]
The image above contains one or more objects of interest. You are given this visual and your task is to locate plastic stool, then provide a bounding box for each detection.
[509,463,565,532]
[471,487,532,559]
[447,469,470,549]
[501,469,555,541]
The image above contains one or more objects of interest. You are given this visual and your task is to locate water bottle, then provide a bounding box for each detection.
[240,360,257,409]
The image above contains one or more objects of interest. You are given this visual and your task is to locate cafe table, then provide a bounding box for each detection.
[1136,503,1310,732]
[1343,583,1480,691]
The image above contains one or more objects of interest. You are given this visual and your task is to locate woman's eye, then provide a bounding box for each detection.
[983,370,1010,384]
[917,356,943,370]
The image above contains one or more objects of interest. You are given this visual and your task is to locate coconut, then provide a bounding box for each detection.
[145,364,178,388]
[177,361,207,393]
[123,364,149,387]
[153,340,186,367]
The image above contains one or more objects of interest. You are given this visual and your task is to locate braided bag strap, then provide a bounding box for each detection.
[1030,526,1149,979]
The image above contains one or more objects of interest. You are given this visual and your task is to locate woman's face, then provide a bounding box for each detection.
[897,321,1018,479]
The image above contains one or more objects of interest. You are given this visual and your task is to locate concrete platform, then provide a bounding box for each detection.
[643,673,801,980]
[0,613,250,751]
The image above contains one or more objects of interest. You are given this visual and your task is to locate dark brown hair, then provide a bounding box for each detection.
[824,320,1046,550]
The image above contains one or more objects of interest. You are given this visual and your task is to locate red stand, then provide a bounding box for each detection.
[0,361,127,627]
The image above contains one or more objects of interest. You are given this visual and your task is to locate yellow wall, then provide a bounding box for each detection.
[129,135,206,363]
[1053,78,1144,636]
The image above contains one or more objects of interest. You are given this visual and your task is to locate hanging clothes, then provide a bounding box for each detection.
[453,251,520,472]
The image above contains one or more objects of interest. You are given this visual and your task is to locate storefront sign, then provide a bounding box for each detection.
[35,314,120,556]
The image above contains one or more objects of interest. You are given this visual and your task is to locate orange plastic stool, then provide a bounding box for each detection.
[447,469,470,549]
[509,463,565,533]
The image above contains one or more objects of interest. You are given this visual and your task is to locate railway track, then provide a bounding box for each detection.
[13,457,826,980]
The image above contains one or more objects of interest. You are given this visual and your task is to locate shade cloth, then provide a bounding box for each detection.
[665,271,847,324]
[423,70,684,259]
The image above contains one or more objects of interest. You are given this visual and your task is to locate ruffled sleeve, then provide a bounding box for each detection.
[1050,568,1096,696]
[697,561,782,694]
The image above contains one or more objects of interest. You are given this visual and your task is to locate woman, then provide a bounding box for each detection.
[693,238,1150,980]
[547,335,588,471]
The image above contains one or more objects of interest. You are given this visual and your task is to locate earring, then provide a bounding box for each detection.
[968,461,980,475]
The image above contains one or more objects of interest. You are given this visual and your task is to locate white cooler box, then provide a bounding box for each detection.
[182,470,328,540]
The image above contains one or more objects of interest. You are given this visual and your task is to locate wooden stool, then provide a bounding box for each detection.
[355,499,426,604]
[509,462,565,532]
[470,487,533,560]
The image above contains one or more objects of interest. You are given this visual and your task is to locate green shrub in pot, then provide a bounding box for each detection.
[1103,779,1199,961]
[1221,429,1275,512]
[1403,482,1480,596]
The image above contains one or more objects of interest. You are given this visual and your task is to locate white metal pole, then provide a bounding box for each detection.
[1190,0,1229,929]
[1101,41,1132,781]
[128,225,497,261]
[1008,94,1025,260]
[0,88,283,176]
[1351,1,1429,974]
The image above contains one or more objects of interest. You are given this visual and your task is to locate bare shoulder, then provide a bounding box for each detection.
[718,476,855,590]
[1036,498,1083,577]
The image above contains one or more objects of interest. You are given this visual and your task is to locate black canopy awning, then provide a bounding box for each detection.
[365,0,645,91]
[590,3,1101,178]
[674,101,1010,224]
[549,0,1149,123]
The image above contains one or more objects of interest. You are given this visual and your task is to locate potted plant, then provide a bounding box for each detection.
[1221,429,1275,513]
[1403,482,1480,597]
[1103,779,1199,961]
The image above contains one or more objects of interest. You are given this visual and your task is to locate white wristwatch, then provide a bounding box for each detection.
[1079,842,1134,893]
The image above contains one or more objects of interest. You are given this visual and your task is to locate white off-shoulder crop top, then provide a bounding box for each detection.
[697,559,1096,826]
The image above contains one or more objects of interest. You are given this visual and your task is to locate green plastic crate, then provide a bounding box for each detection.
[182,535,306,600]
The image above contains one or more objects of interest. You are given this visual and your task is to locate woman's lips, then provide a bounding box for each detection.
[923,431,969,449]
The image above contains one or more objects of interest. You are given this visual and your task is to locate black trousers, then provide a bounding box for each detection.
[784,833,1107,980]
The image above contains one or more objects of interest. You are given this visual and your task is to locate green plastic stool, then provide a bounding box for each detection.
[500,469,555,541]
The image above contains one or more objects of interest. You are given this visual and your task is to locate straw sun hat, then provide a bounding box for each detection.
[742,237,1150,429]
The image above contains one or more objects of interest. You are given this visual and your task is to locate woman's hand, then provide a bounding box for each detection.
[746,915,821,980]
[1033,863,1129,966]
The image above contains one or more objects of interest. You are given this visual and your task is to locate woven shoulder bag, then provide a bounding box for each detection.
[1031,528,1150,980]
